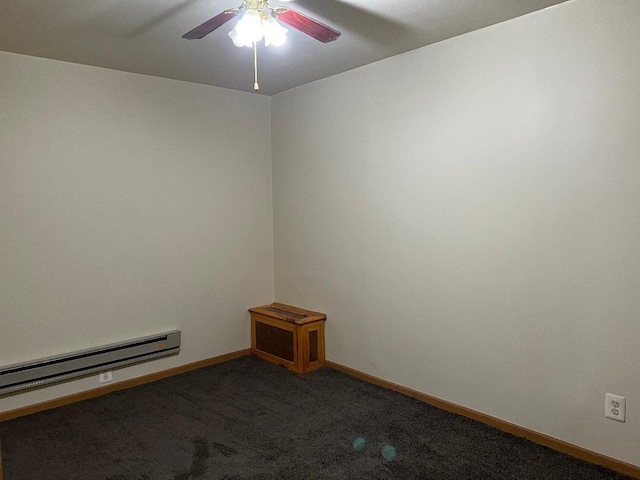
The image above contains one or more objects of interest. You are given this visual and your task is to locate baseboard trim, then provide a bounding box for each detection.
[0,348,251,423]
[325,360,640,479]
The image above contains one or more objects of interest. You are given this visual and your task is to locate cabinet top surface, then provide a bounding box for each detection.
[248,303,327,325]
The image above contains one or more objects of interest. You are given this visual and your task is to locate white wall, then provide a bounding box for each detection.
[0,52,274,412]
[272,0,640,467]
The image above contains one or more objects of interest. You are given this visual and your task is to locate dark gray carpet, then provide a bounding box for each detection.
[0,355,633,480]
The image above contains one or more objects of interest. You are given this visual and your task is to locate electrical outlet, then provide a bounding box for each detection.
[99,371,113,384]
[605,393,626,422]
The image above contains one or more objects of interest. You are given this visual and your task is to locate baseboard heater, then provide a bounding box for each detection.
[0,330,181,396]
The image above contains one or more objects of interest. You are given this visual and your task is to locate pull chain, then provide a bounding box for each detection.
[253,42,259,91]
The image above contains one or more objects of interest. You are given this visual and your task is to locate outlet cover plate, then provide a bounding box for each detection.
[99,371,113,384]
[605,393,626,422]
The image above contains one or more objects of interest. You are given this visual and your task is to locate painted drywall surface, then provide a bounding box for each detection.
[272,0,640,466]
[0,52,274,412]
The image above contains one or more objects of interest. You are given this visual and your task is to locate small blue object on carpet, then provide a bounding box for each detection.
[353,437,366,451]
[381,444,396,461]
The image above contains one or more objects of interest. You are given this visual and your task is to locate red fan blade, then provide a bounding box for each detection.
[275,9,341,43]
[182,9,240,40]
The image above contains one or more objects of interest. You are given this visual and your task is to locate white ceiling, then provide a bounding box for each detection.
[0,0,570,96]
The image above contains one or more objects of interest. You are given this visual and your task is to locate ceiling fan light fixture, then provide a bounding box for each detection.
[263,16,287,47]
[183,0,340,91]
[228,27,252,47]
[228,7,287,48]
[231,8,264,46]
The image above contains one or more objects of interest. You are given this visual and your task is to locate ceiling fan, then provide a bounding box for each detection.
[182,0,341,91]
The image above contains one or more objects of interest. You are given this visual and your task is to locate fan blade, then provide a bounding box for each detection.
[275,9,341,43]
[182,9,239,40]
[280,1,407,45]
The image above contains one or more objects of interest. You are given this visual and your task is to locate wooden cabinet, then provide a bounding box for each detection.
[249,303,326,374]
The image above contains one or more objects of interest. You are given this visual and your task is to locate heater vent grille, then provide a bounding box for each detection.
[0,330,181,395]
